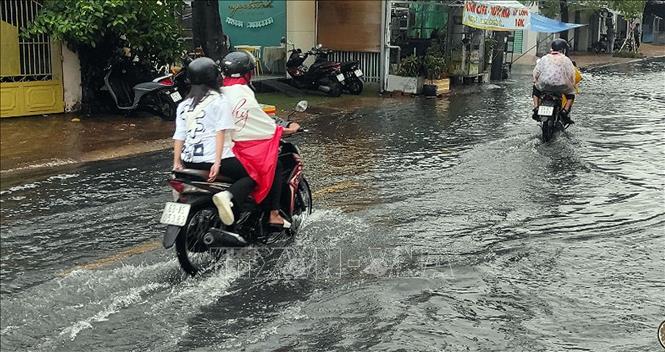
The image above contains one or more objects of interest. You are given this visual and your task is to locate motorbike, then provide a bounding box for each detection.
[285,43,344,97]
[592,34,609,54]
[339,60,364,95]
[160,101,313,276]
[100,57,182,120]
[536,93,568,142]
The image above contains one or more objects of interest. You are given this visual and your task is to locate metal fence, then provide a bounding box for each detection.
[0,0,53,82]
[326,51,381,83]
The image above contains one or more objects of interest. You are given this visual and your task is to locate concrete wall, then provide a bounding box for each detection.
[286,0,316,52]
[61,43,81,112]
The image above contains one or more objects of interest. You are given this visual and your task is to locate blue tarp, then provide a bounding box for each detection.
[529,13,586,33]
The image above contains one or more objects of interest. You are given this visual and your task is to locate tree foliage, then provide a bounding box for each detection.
[520,0,646,19]
[24,0,185,112]
[26,0,184,64]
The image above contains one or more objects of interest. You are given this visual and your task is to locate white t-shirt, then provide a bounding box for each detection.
[221,85,277,142]
[173,92,235,163]
[533,52,576,94]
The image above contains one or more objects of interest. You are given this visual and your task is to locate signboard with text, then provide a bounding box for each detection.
[218,0,286,47]
[462,0,530,31]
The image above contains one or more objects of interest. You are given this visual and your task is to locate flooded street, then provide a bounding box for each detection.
[1,59,664,351]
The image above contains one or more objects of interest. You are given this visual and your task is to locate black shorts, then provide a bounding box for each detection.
[532,85,575,101]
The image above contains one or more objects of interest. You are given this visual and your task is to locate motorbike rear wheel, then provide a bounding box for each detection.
[175,206,223,276]
[324,78,342,97]
[157,93,177,121]
[346,78,363,95]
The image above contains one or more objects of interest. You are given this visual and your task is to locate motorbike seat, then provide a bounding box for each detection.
[133,82,166,92]
[341,61,359,71]
[174,169,236,183]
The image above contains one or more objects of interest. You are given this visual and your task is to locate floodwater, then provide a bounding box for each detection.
[1,59,664,351]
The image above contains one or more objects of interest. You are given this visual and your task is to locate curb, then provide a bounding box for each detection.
[582,55,665,72]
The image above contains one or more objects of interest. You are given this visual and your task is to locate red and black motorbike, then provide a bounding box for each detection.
[159,101,313,276]
[286,44,344,97]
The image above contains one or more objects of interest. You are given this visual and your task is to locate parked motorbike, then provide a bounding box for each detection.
[309,47,364,95]
[160,101,313,276]
[536,93,568,142]
[592,34,609,54]
[100,57,182,120]
[285,43,343,97]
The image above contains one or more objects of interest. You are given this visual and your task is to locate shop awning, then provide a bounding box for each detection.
[528,13,586,33]
[463,0,530,31]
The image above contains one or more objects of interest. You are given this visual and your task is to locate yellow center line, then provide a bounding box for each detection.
[57,240,162,276]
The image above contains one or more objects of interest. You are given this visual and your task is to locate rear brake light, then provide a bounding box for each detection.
[158,78,174,86]
[168,180,185,193]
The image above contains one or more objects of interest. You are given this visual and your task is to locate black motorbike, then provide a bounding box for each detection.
[339,60,364,95]
[592,34,609,54]
[100,57,181,120]
[160,101,313,276]
[536,93,567,142]
[285,43,343,97]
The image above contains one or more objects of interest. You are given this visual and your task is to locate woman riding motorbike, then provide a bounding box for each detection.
[220,51,301,229]
[172,57,254,226]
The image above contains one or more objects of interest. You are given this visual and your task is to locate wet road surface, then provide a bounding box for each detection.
[1,59,664,351]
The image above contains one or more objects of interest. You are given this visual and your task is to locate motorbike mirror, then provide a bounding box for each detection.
[295,100,308,113]
[316,44,323,49]
[280,36,287,44]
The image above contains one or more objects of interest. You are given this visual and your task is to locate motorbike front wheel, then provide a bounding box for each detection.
[290,176,313,234]
[175,206,223,276]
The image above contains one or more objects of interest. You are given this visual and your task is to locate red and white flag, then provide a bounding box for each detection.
[222,84,283,203]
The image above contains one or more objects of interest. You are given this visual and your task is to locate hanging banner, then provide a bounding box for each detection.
[463,0,530,31]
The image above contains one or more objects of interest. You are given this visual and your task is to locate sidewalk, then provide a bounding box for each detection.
[571,43,665,69]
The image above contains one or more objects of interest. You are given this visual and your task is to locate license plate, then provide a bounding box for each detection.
[170,91,182,102]
[160,202,190,226]
[538,105,554,116]
[336,73,345,82]
[354,69,363,77]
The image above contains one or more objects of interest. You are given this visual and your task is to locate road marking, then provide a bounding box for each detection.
[58,240,162,276]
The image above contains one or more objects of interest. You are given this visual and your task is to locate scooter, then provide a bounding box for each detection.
[283,40,344,97]
[100,57,182,121]
[160,101,313,276]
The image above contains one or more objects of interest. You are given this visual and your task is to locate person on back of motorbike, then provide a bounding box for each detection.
[172,57,254,226]
[532,39,576,125]
[220,51,301,230]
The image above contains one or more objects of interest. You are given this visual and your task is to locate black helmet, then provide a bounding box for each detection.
[221,51,256,77]
[551,38,570,53]
[187,57,219,85]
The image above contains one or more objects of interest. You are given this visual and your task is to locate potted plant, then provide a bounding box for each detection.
[423,53,448,97]
[386,54,425,94]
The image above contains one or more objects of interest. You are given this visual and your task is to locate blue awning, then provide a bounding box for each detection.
[529,13,586,33]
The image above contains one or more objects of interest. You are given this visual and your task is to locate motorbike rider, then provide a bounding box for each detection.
[172,57,254,226]
[532,38,576,125]
[220,51,301,229]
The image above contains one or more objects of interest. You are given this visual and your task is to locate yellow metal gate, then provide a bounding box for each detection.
[0,0,63,118]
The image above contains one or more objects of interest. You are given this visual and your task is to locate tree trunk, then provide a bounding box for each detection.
[559,0,569,42]
[192,0,226,61]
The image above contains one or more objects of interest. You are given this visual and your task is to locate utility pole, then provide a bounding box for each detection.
[559,0,569,41]
[191,0,226,61]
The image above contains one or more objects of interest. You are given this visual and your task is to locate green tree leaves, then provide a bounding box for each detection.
[26,0,184,64]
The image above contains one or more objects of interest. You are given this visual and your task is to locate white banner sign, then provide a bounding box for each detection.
[463,0,530,31]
